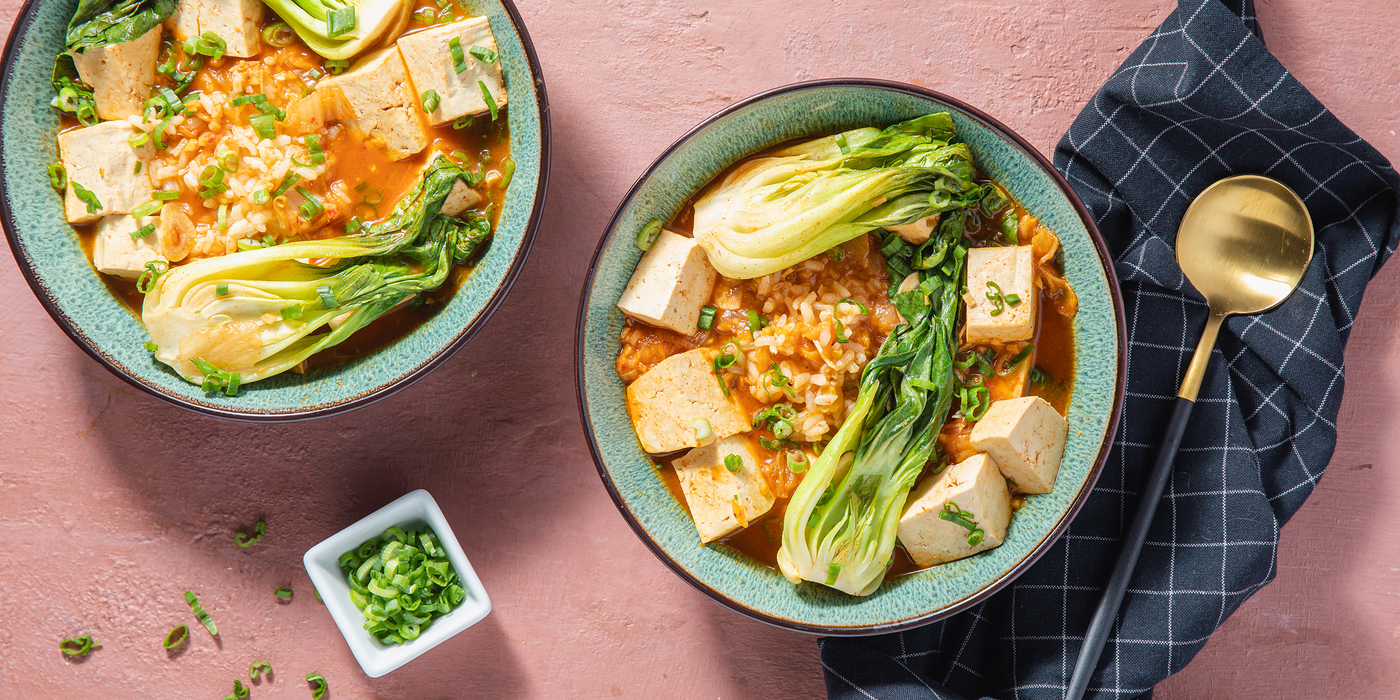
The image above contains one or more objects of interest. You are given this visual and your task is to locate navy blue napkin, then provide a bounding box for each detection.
[820,1,1400,698]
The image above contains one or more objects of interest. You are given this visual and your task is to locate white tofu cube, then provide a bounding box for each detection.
[673,435,776,543]
[71,25,161,121]
[898,453,1012,566]
[165,0,264,58]
[440,178,483,217]
[397,17,507,126]
[616,230,716,334]
[965,245,1037,343]
[92,215,165,278]
[58,121,155,224]
[970,396,1068,494]
[886,213,940,244]
[320,48,429,161]
[626,348,749,454]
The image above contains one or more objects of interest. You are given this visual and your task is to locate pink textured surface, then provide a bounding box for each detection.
[2,1,1397,698]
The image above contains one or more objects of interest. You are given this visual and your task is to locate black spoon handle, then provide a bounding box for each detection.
[1064,395,1195,700]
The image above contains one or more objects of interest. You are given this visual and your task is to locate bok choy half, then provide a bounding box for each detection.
[691,113,984,279]
[777,218,966,596]
[142,157,490,391]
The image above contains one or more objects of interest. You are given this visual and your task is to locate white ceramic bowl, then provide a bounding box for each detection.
[303,489,491,677]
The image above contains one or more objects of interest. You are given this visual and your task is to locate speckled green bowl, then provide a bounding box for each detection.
[0,0,548,420]
[576,80,1126,634]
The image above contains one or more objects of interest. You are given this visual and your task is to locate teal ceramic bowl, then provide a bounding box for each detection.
[0,0,548,420]
[576,80,1126,634]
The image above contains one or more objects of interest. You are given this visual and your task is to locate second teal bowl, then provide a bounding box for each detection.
[576,79,1126,634]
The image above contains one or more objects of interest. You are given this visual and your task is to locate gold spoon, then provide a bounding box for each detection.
[1066,174,1314,699]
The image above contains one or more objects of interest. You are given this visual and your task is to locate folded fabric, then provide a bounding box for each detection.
[820,1,1400,698]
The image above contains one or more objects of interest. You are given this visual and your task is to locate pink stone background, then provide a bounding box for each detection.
[2,0,1397,697]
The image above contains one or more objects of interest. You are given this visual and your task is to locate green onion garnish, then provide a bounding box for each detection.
[325,59,350,74]
[163,624,188,649]
[191,357,241,396]
[420,89,440,113]
[295,187,324,220]
[249,661,272,681]
[939,501,985,546]
[131,200,162,218]
[635,219,662,251]
[469,44,497,64]
[985,280,1019,316]
[219,150,239,172]
[452,115,474,130]
[305,134,324,165]
[316,285,337,308]
[129,132,151,149]
[48,163,66,190]
[692,417,712,442]
[134,161,142,175]
[711,344,738,397]
[836,298,870,315]
[723,454,742,472]
[449,37,468,74]
[412,7,435,22]
[224,679,250,700]
[132,224,155,240]
[1002,344,1035,373]
[697,305,717,330]
[826,246,845,260]
[137,260,169,293]
[153,190,180,200]
[281,304,303,320]
[187,31,227,60]
[340,527,466,645]
[144,341,159,352]
[272,173,298,198]
[185,591,218,636]
[71,181,101,213]
[262,22,294,46]
[746,310,768,333]
[326,5,357,38]
[834,133,850,154]
[479,80,498,120]
[249,113,276,140]
[234,520,266,547]
[59,635,99,657]
[274,588,293,599]
[762,362,795,399]
[252,188,270,205]
[306,673,328,699]
[957,383,991,421]
[216,283,229,297]
[825,562,841,586]
[786,449,809,473]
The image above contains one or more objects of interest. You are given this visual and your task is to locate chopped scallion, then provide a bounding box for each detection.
[635,219,663,251]
[249,661,272,681]
[479,80,497,120]
[449,37,468,74]
[274,588,293,599]
[316,285,337,308]
[724,454,742,472]
[132,224,156,240]
[185,591,218,636]
[420,89,440,113]
[71,181,101,213]
[249,113,276,140]
[697,305,717,330]
[469,44,497,64]
[163,624,188,649]
[153,190,180,201]
[234,520,266,547]
[59,635,99,657]
[325,59,350,74]
[131,200,162,218]
[296,186,324,220]
[48,163,66,190]
[262,22,294,46]
[692,417,712,442]
[306,672,328,699]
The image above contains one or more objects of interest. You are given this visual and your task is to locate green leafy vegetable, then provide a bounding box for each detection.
[340,526,466,645]
[262,0,410,61]
[778,219,966,596]
[50,0,175,119]
[692,113,981,279]
[141,158,491,389]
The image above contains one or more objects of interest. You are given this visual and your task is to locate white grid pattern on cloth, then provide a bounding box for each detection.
[819,1,1400,699]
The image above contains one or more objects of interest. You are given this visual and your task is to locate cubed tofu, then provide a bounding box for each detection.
[887,213,940,244]
[440,179,483,217]
[71,25,161,121]
[898,453,1012,566]
[965,245,1037,343]
[319,48,429,161]
[397,17,507,126]
[57,121,155,224]
[616,230,716,333]
[626,348,749,454]
[673,435,776,543]
[166,0,264,58]
[969,396,1068,494]
[92,215,165,278]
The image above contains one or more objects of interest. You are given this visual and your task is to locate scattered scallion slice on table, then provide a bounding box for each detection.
[185,591,218,636]
[306,672,328,699]
[59,635,99,657]
[224,679,250,700]
[274,587,293,600]
[235,520,267,547]
[340,526,466,645]
[163,624,188,649]
[249,661,272,681]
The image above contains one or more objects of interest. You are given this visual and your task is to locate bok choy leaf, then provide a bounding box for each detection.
[777,221,966,595]
[691,113,983,279]
[51,0,175,120]
[142,157,489,389]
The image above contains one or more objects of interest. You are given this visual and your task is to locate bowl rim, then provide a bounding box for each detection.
[573,77,1127,635]
[0,0,552,423]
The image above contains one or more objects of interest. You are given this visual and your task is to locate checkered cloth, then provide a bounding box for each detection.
[820,1,1400,698]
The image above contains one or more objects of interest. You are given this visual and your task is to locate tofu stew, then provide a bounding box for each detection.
[47,0,512,393]
[615,114,1079,596]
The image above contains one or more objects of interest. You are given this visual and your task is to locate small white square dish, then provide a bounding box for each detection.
[304,489,491,677]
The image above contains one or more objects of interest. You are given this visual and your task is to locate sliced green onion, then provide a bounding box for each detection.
[834,132,850,155]
[305,134,324,165]
[420,89,440,113]
[325,59,350,74]
[248,661,271,681]
[479,80,498,121]
[249,113,276,140]
[1002,344,1035,373]
[326,5,356,38]
[724,454,742,472]
[296,187,325,220]
[691,417,712,442]
[697,305,717,330]
[134,161,143,175]
[129,132,151,149]
[341,528,462,646]
[746,310,768,333]
[130,224,156,240]
[252,188,270,205]
[224,679,250,700]
[271,173,298,198]
[825,562,841,586]
[71,181,101,214]
[452,115,473,130]
[274,588,293,599]
[500,158,515,188]
[316,285,337,308]
[1005,293,1021,304]
[762,362,795,399]
[262,22,294,46]
[449,37,468,74]
[216,283,229,297]
[185,591,218,636]
[48,163,66,190]
[130,200,162,218]
[144,341,159,352]
[985,280,1019,316]
[836,297,870,315]
[826,246,845,261]
[234,519,266,547]
[281,304,303,321]
[636,219,662,251]
[217,204,228,231]
[137,260,169,293]
[153,190,180,201]
[306,672,328,699]
[219,150,239,172]
[412,7,435,22]
[59,635,99,657]
[190,31,227,60]
[786,449,809,473]
[163,625,188,649]
[469,44,497,64]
